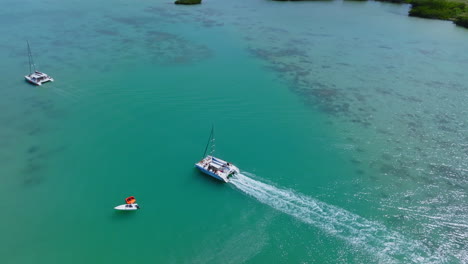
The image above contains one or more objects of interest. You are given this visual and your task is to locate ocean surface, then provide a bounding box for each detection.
[1,0,467,263]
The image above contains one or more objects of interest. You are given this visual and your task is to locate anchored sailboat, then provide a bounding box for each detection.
[194,126,239,183]
[24,41,54,86]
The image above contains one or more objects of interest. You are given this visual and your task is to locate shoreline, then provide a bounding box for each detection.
[274,0,468,30]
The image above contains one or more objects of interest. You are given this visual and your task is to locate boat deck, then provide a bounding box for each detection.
[195,155,239,182]
[25,71,54,86]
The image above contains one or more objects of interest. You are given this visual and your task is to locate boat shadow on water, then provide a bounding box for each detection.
[110,209,140,221]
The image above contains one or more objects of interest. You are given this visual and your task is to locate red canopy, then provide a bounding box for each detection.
[125,196,136,204]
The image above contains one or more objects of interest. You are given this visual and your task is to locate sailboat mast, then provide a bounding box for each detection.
[202,126,215,157]
[210,127,215,155]
[27,41,36,74]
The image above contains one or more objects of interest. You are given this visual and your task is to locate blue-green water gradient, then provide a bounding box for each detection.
[1,0,467,263]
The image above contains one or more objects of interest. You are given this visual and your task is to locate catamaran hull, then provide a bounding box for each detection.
[195,127,239,183]
[25,76,54,86]
[195,156,240,183]
[195,165,229,182]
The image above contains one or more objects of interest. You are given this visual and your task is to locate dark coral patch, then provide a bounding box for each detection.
[28,146,40,154]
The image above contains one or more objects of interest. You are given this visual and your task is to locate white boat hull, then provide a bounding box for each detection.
[195,155,239,183]
[114,203,140,211]
[25,71,54,86]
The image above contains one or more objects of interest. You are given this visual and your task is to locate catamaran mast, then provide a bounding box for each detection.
[27,41,36,74]
[202,126,215,157]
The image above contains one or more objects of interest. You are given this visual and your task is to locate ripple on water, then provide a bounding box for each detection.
[95,29,120,37]
[107,16,154,28]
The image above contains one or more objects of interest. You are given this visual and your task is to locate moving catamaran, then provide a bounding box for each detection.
[195,127,239,183]
[24,41,54,86]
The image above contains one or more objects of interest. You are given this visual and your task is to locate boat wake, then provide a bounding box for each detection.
[230,173,440,263]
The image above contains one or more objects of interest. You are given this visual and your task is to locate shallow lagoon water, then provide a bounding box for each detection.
[1,0,467,263]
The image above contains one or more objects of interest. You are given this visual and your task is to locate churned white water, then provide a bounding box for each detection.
[231,173,446,263]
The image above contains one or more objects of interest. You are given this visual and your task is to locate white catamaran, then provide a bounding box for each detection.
[195,127,239,183]
[24,41,54,86]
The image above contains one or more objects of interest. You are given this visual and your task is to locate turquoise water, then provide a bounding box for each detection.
[1,0,467,263]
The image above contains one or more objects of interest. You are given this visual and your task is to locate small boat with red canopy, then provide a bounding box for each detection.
[114,196,140,210]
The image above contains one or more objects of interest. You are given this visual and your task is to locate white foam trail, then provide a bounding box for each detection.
[230,173,441,263]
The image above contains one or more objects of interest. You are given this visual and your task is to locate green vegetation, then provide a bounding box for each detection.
[368,0,468,29]
[455,14,468,26]
[409,0,466,20]
[272,0,468,29]
[174,0,201,4]
[406,0,468,29]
